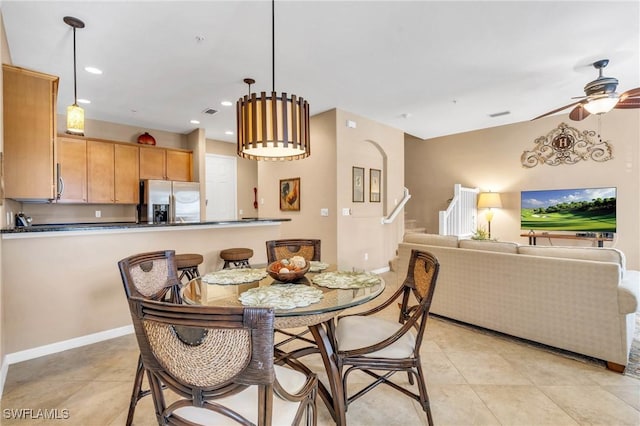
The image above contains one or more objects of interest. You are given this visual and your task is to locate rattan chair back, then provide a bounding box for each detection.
[266,239,321,263]
[118,250,181,302]
[118,250,182,425]
[128,298,316,425]
[335,249,440,426]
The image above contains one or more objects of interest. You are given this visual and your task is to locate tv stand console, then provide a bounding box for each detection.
[521,233,613,248]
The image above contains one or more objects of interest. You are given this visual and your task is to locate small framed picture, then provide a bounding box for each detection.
[370,168,381,202]
[280,177,300,211]
[352,167,365,203]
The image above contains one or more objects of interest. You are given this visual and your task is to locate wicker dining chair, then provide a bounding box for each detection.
[334,249,440,426]
[128,297,318,426]
[118,250,183,426]
[266,239,321,350]
[266,239,321,263]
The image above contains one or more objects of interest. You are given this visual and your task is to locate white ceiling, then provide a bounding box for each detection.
[2,1,639,143]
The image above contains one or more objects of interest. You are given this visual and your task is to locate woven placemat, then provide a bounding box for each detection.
[311,271,381,289]
[239,284,323,309]
[202,268,267,285]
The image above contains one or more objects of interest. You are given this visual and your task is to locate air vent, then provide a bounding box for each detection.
[489,111,510,118]
[203,108,218,115]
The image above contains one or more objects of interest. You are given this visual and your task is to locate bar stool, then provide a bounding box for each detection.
[175,253,204,284]
[220,248,253,269]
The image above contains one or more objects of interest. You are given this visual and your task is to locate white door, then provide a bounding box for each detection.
[205,154,237,221]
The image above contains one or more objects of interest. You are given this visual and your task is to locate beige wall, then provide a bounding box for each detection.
[258,110,338,264]
[335,110,405,271]
[257,108,404,271]
[405,110,640,269]
[56,115,188,149]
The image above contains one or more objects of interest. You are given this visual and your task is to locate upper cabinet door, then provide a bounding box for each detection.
[3,65,58,200]
[114,144,139,204]
[139,146,166,180]
[87,140,115,203]
[166,149,193,182]
[56,137,87,203]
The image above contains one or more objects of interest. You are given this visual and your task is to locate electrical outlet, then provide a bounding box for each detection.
[95,210,101,218]
[239,209,243,215]
[364,253,369,261]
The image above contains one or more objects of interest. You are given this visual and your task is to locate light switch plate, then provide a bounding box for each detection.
[320,208,329,216]
[342,208,351,216]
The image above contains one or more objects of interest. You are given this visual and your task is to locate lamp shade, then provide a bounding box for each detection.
[237,91,310,161]
[477,192,502,209]
[66,103,85,135]
[583,95,619,115]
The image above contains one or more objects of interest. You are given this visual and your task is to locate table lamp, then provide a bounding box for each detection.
[477,192,502,239]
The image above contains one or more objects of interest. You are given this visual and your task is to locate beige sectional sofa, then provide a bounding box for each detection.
[397,233,640,371]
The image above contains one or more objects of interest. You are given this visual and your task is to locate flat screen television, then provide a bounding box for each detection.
[520,187,616,233]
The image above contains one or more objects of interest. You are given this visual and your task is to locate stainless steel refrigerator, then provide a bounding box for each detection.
[139,180,201,223]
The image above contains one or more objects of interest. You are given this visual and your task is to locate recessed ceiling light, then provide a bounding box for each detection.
[84,66,102,74]
[77,98,91,104]
[190,119,200,124]
[225,130,234,135]
[221,101,233,107]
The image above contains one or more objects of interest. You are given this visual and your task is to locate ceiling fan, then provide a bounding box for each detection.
[533,59,640,121]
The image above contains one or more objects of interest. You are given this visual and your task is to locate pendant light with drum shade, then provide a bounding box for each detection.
[64,16,85,136]
[236,0,310,161]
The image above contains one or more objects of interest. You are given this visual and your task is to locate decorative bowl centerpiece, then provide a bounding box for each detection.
[267,256,310,283]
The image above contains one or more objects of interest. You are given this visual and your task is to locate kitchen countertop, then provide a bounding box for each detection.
[1,218,291,234]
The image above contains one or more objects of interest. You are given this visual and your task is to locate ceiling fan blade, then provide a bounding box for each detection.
[614,98,640,109]
[531,100,582,120]
[619,87,640,100]
[569,104,590,121]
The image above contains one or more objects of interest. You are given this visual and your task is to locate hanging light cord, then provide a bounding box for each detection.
[271,0,275,93]
[72,25,78,105]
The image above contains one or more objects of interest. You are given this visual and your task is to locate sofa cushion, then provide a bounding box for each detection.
[459,239,519,254]
[518,246,626,277]
[403,233,458,247]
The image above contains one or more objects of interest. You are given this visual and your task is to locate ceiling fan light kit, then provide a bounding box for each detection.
[63,16,85,136]
[533,59,640,121]
[236,0,310,161]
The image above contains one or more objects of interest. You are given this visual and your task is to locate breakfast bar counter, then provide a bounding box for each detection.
[1,218,290,359]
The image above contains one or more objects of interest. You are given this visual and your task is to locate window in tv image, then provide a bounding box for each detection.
[520,187,616,233]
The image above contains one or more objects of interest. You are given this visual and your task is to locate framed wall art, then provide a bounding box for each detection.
[370,168,381,202]
[280,177,300,211]
[352,167,364,202]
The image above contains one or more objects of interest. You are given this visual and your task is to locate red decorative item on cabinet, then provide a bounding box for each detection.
[137,132,156,145]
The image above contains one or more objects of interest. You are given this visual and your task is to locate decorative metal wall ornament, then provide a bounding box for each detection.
[521,122,613,168]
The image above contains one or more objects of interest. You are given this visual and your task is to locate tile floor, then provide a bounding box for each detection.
[1,271,639,425]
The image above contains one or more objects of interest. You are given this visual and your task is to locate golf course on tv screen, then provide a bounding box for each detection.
[521,187,616,232]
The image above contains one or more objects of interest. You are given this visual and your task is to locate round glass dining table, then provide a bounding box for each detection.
[182,266,385,426]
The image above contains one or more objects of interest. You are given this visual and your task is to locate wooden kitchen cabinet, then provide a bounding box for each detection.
[56,137,87,203]
[87,141,140,204]
[87,140,115,203]
[3,64,59,200]
[114,144,139,203]
[139,146,192,181]
[166,149,193,181]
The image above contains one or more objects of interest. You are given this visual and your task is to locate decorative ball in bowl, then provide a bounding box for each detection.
[267,256,310,283]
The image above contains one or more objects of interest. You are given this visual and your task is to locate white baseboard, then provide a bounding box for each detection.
[371,266,390,274]
[1,326,134,397]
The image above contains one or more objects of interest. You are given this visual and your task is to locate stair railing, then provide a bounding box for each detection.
[382,187,411,224]
[438,184,478,237]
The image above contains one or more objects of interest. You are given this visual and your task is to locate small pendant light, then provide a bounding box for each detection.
[64,16,85,136]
